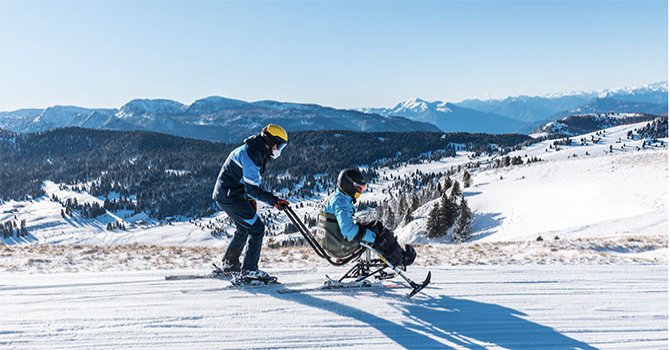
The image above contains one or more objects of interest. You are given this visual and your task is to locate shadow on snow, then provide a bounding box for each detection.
[244,285,597,349]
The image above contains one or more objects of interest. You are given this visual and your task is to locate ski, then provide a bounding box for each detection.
[165,273,234,281]
[165,265,317,281]
[276,279,403,295]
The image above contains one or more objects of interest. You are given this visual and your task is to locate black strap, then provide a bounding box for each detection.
[319,212,338,223]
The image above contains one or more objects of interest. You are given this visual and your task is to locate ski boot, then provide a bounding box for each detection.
[231,269,279,286]
[209,259,241,279]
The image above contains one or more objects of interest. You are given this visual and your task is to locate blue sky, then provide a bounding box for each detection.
[0,0,667,110]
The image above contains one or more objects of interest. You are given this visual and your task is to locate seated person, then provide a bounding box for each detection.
[319,168,416,268]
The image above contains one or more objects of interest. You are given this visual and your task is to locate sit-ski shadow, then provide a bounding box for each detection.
[243,283,597,349]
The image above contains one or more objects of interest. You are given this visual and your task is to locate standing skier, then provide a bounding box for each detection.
[212,124,290,282]
[321,168,416,269]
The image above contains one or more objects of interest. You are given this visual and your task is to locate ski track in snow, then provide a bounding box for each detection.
[0,265,666,349]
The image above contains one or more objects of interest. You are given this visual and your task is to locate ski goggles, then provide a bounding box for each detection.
[354,182,367,193]
[277,142,287,152]
[271,142,288,159]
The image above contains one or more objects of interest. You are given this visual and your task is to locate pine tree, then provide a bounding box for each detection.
[403,207,413,225]
[453,196,472,243]
[375,203,385,221]
[384,206,396,229]
[443,175,453,192]
[439,193,459,232]
[410,193,420,212]
[19,219,27,237]
[463,171,472,188]
[398,195,407,219]
[426,203,442,238]
[451,180,462,198]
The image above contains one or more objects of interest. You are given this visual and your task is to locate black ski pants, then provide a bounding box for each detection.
[216,195,265,271]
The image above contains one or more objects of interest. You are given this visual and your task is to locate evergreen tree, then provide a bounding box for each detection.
[443,175,453,192]
[439,193,459,232]
[410,192,420,212]
[384,205,397,229]
[453,196,472,243]
[397,195,407,220]
[403,207,413,225]
[463,171,472,188]
[426,203,442,238]
[451,180,462,198]
[375,204,385,222]
[19,219,27,237]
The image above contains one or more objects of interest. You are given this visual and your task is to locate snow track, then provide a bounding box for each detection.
[1,265,666,349]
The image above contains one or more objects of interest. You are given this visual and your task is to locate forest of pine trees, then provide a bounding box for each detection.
[1,218,29,239]
[0,128,530,219]
[354,166,474,243]
[425,181,471,242]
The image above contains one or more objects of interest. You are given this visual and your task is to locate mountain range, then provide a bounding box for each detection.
[360,81,667,134]
[0,98,439,143]
[0,81,666,140]
[360,99,529,134]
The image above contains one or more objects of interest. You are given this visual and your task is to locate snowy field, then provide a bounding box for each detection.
[1,265,666,349]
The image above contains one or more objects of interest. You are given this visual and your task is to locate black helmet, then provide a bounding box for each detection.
[337,168,367,200]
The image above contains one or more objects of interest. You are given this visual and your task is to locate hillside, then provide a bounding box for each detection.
[1,120,665,249]
[0,127,529,221]
[531,113,663,138]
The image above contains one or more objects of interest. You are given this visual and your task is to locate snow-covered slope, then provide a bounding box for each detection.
[389,121,667,243]
[531,113,660,138]
[0,265,666,349]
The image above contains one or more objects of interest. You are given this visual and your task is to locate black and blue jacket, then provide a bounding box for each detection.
[212,134,277,206]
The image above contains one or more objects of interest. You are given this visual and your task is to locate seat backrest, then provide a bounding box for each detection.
[316,211,361,258]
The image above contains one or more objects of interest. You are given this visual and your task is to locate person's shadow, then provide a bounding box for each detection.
[245,285,598,349]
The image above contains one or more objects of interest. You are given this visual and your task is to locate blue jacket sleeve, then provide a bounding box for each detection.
[334,198,376,244]
[239,148,277,206]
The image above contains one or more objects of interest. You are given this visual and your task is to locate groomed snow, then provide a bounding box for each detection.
[1,265,666,349]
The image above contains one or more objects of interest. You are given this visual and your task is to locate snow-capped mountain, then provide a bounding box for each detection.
[359,98,530,134]
[184,96,248,115]
[116,99,188,118]
[0,108,42,132]
[456,81,668,123]
[457,95,593,123]
[0,98,439,143]
[597,81,669,105]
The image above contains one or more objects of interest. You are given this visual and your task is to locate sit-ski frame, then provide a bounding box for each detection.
[284,206,431,297]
